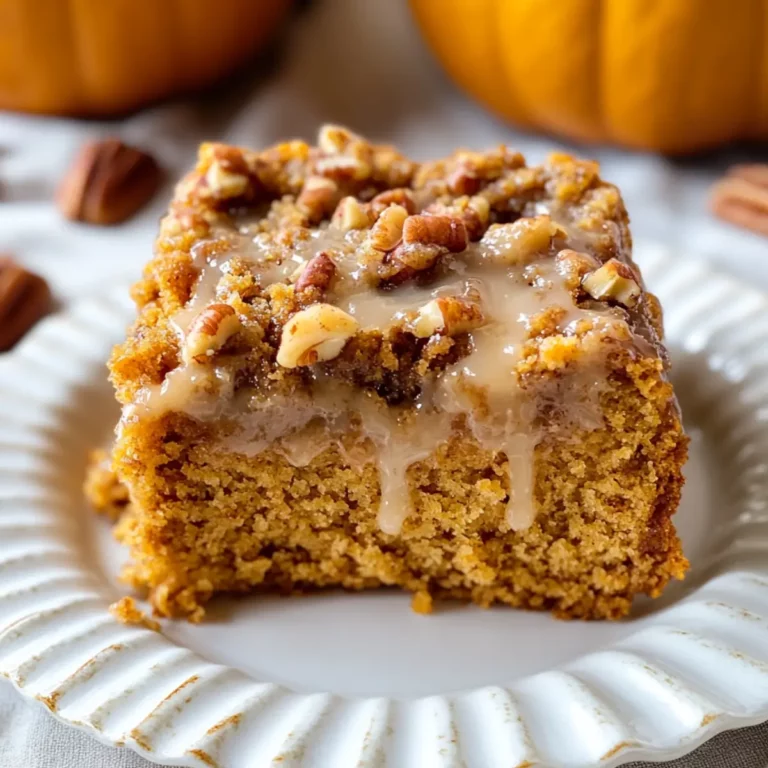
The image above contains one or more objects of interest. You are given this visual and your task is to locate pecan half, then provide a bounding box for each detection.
[0,257,52,351]
[57,139,162,225]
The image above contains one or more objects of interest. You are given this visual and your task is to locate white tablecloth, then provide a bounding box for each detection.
[1,1,767,765]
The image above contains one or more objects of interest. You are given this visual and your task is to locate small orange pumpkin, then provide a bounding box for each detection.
[410,0,768,154]
[0,0,292,116]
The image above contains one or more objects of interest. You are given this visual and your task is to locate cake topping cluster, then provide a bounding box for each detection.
[276,303,359,369]
[121,126,663,535]
[582,258,641,307]
[182,303,240,364]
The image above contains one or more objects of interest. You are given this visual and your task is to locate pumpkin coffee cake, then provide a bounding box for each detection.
[97,126,688,622]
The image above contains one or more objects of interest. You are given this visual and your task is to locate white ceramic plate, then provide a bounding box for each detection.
[1,244,768,768]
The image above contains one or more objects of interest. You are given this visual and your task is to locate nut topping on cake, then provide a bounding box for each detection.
[318,124,362,155]
[294,251,336,295]
[424,196,491,241]
[482,215,567,265]
[370,189,417,216]
[205,158,249,199]
[554,249,601,290]
[277,303,359,368]
[316,126,372,181]
[183,303,241,363]
[369,204,409,251]
[296,176,340,222]
[331,196,373,231]
[411,296,485,338]
[582,258,641,307]
[403,214,469,253]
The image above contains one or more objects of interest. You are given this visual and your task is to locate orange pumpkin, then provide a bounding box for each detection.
[410,0,768,154]
[0,0,292,116]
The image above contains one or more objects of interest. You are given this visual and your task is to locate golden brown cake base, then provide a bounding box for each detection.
[107,362,686,622]
[97,126,688,622]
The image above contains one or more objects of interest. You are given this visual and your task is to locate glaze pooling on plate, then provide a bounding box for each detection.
[0,247,767,767]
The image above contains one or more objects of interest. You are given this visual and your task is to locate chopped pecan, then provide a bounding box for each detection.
[369,205,409,252]
[296,176,340,223]
[377,257,419,287]
[411,295,485,338]
[318,124,362,155]
[201,144,259,202]
[440,147,525,196]
[582,259,641,307]
[554,248,601,289]
[295,251,336,296]
[464,196,491,240]
[425,196,490,241]
[316,154,372,183]
[0,256,52,351]
[481,215,567,265]
[331,196,374,231]
[183,303,241,363]
[403,214,468,253]
[374,213,467,286]
[316,125,372,182]
[377,241,444,287]
[57,138,162,225]
[370,189,416,216]
[387,242,444,272]
[277,303,358,368]
[447,165,482,196]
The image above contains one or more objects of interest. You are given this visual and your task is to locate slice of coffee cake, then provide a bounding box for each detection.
[104,126,688,621]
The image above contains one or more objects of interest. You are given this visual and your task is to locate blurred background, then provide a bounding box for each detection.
[1,0,767,318]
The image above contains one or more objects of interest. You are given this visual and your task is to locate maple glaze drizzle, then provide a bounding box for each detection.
[124,215,638,534]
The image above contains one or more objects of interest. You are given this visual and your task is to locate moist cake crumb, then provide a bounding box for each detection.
[411,590,434,615]
[84,449,130,521]
[109,596,160,632]
[93,125,688,621]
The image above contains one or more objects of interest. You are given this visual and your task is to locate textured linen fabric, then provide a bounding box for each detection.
[1,1,767,766]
